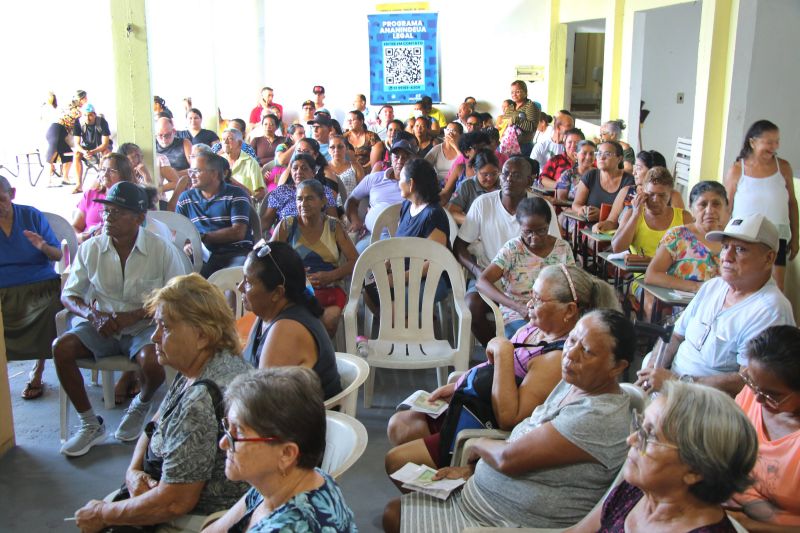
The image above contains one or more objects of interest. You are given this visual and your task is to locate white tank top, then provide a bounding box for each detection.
[732,157,790,240]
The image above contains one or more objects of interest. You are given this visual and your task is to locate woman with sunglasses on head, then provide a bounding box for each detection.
[570,381,758,533]
[571,141,635,223]
[238,241,342,401]
[203,367,357,533]
[72,153,135,243]
[328,134,364,198]
[386,265,620,472]
[385,310,635,532]
[271,179,358,337]
[74,274,251,531]
[727,326,800,531]
[344,109,384,174]
[476,196,574,338]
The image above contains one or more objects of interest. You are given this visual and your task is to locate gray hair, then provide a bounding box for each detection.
[537,265,620,313]
[0,175,11,192]
[603,119,625,137]
[223,127,243,144]
[659,381,758,504]
[192,143,214,156]
[224,367,326,469]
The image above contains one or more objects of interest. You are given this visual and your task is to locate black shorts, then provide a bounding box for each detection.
[776,239,787,267]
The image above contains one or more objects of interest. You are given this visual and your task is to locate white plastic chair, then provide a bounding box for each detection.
[147,210,203,273]
[443,208,458,246]
[248,203,261,243]
[322,410,368,479]
[478,291,505,339]
[42,211,78,276]
[208,266,246,319]
[344,237,472,407]
[56,309,139,441]
[324,353,370,417]
[369,202,402,244]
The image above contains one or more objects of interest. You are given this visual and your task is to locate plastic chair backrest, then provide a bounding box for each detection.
[443,208,458,246]
[620,382,647,414]
[147,211,203,272]
[477,291,506,338]
[208,266,245,319]
[321,410,368,479]
[248,203,262,242]
[345,237,469,347]
[324,352,370,416]
[42,211,78,273]
[369,202,402,244]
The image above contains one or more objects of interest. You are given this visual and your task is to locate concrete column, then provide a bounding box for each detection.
[109,0,155,178]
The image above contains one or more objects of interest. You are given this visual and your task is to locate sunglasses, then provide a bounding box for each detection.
[221,418,279,453]
[255,242,286,286]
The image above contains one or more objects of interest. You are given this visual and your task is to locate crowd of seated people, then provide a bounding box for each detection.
[11,84,800,532]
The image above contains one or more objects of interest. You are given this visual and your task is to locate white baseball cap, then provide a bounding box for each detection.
[706,213,779,251]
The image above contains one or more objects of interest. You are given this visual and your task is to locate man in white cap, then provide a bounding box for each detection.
[637,213,795,396]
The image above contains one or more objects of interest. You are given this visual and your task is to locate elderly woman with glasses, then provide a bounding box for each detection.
[72,152,135,243]
[726,326,800,530]
[384,310,636,532]
[238,241,342,400]
[570,141,635,223]
[73,274,251,532]
[203,367,357,533]
[476,196,574,338]
[570,381,758,532]
[386,265,620,472]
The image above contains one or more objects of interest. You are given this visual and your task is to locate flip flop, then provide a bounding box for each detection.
[21,381,44,400]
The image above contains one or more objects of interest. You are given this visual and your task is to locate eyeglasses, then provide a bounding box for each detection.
[500,170,527,181]
[631,410,678,455]
[522,225,550,237]
[221,418,279,453]
[528,293,561,308]
[595,151,616,159]
[256,242,286,286]
[99,167,119,175]
[466,121,480,127]
[156,132,174,139]
[478,170,499,180]
[187,168,203,178]
[101,206,133,219]
[739,369,794,409]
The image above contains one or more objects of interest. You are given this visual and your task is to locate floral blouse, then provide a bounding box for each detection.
[661,225,720,282]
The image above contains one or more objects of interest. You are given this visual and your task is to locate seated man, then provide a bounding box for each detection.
[219,128,265,201]
[72,103,112,193]
[155,117,192,192]
[345,137,417,253]
[54,182,188,456]
[176,152,253,277]
[454,156,534,345]
[637,214,795,396]
[211,118,257,160]
[308,113,333,161]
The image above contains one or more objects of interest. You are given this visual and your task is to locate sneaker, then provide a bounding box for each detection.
[115,397,151,442]
[61,416,106,457]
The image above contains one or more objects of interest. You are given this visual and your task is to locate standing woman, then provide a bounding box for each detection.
[153,95,173,120]
[44,102,80,181]
[725,120,798,291]
[503,80,540,156]
[271,179,358,336]
[599,120,635,173]
[344,110,385,174]
[178,108,220,146]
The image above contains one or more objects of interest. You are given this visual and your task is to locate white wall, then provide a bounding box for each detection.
[724,0,800,175]
[639,2,701,170]
[261,0,550,125]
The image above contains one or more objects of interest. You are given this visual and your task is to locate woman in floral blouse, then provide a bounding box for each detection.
[644,181,730,292]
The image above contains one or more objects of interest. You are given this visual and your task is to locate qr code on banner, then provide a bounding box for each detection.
[384,44,424,86]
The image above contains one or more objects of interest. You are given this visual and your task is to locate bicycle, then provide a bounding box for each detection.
[0,150,46,187]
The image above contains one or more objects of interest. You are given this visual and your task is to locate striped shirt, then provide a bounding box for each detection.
[176,183,253,253]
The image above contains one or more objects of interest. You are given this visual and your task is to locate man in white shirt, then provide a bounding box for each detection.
[54,182,188,457]
[637,214,795,396]
[454,156,534,345]
[369,105,395,141]
[530,110,574,169]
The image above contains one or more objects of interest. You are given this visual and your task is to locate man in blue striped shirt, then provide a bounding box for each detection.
[176,152,253,277]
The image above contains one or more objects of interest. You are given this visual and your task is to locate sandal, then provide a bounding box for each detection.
[21,381,44,400]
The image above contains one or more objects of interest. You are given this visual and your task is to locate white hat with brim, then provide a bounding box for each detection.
[706,213,779,251]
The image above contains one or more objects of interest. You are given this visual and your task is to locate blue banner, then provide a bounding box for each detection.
[367,12,439,105]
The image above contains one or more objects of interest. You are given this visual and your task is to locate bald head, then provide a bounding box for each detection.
[0,175,11,193]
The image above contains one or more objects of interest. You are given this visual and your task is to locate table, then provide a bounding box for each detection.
[562,210,589,257]
[531,185,555,196]
[597,251,647,290]
[579,228,612,273]
[637,282,694,323]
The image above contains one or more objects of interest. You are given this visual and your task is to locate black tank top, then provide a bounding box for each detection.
[156,138,190,170]
[244,305,342,400]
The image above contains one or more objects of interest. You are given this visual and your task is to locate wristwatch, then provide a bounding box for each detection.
[679,374,695,384]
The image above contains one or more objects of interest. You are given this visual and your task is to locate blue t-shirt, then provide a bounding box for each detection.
[397,200,450,243]
[176,183,253,254]
[0,204,60,288]
[230,469,357,533]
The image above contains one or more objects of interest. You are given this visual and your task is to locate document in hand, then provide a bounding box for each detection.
[390,463,466,500]
[397,390,449,418]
